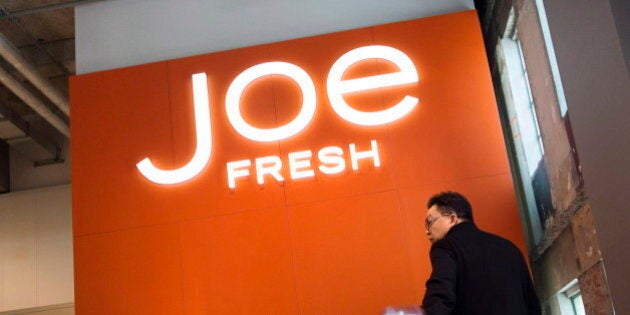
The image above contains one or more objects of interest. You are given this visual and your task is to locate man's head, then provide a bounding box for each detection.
[425,191,473,243]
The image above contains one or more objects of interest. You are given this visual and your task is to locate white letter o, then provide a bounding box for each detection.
[226,62,316,142]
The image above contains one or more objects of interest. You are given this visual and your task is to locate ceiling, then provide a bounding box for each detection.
[0,0,74,95]
[0,0,102,192]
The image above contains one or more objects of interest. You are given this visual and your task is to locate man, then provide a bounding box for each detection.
[421,191,541,315]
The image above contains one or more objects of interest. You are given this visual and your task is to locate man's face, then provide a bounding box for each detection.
[425,205,456,243]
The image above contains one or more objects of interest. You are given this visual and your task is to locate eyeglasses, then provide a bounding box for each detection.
[424,213,452,230]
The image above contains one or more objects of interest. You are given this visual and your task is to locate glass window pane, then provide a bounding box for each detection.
[571,293,586,315]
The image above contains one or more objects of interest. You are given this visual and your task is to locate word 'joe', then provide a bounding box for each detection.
[135,45,420,188]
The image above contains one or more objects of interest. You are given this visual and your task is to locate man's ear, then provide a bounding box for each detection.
[450,214,460,225]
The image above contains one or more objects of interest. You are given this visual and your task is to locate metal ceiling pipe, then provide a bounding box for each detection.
[0,65,69,137]
[0,33,70,116]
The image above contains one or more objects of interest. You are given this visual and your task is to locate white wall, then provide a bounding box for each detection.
[75,0,474,74]
[0,304,74,315]
[0,185,73,312]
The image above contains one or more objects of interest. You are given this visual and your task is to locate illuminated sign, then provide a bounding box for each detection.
[136,45,419,188]
[226,140,381,189]
[136,73,212,184]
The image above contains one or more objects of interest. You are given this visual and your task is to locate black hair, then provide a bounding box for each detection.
[426,191,474,222]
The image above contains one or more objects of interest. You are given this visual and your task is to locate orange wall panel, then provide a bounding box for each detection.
[73,224,184,314]
[288,191,416,314]
[179,207,298,314]
[70,10,525,314]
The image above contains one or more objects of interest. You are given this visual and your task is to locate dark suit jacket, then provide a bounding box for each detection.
[422,221,541,315]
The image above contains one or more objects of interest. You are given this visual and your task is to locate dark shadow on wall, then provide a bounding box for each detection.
[531,159,553,227]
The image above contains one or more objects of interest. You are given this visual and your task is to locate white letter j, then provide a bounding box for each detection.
[136,73,212,184]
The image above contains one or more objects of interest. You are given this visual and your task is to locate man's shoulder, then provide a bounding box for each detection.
[429,237,457,255]
[452,223,522,251]
[430,237,453,250]
[437,222,524,254]
[478,229,526,257]
[480,229,519,245]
